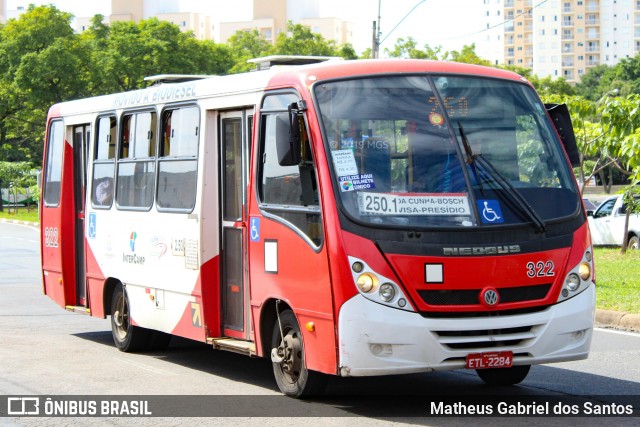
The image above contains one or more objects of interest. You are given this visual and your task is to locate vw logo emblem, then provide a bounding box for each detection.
[480,288,500,307]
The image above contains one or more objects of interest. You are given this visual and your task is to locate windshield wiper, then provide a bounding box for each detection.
[457,122,546,233]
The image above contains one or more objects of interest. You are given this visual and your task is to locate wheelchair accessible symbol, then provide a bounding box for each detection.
[250,217,261,242]
[477,199,504,224]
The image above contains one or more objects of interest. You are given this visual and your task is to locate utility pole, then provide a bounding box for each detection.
[371,21,378,58]
[372,0,381,58]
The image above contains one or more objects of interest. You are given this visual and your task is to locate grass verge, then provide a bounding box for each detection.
[0,207,39,223]
[594,248,640,313]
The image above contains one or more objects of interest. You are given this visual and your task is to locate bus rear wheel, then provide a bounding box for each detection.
[476,365,531,386]
[110,285,150,352]
[270,309,327,398]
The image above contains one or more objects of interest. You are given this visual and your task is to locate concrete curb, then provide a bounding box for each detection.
[595,309,640,333]
[0,218,39,228]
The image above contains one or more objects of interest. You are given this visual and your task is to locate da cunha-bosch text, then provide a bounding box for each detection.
[430,401,634,416]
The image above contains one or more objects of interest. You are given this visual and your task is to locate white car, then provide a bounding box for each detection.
[587,195,640,249]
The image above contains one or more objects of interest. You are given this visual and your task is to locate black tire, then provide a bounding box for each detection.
[110,285,150,352]
[476,365,531,386]
[628,235,639,250]
[271,309,327,398]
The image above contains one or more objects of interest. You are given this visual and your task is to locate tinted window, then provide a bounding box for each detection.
[44,120,64,206]
[157,106,199,212]
[92,116,116,208]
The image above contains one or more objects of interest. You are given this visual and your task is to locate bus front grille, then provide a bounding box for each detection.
[418,284,551,306]
[433,325,540,350]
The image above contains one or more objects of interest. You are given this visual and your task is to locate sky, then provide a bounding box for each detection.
[6,0,484,55]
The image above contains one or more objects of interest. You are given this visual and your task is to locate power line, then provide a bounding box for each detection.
[431,0,550,44]
[380,0,427,45]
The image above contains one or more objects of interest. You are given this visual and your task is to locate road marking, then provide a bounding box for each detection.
[113,357,177,376]
[595,327,640,337]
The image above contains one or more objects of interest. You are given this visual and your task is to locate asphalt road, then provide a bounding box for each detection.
[1,222,639,426]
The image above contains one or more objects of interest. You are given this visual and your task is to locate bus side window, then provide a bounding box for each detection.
[91,116,116,208]
[258,93,323,247]
[115,111,156,210]
[157,107,199,212]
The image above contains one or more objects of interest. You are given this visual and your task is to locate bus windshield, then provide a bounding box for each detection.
[314,75,579,229]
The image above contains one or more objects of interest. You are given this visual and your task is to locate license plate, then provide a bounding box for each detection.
[466,351,513,369]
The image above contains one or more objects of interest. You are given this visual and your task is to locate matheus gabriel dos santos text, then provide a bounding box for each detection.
[430,401,635,416]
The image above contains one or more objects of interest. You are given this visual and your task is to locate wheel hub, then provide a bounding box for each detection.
[273,330,302,382]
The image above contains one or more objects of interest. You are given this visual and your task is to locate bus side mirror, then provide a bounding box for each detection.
[545,103,580,167]
[275,103,304,167]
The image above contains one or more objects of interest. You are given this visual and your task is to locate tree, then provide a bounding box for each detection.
[384,37,443,59]
[273,22,338,57]
[226,29,273,73]
[0,5,78,166]
[447,44,491,66]
[0,161,35,212]
[528,75,575,97]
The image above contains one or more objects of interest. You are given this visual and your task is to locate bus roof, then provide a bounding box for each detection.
[49,59,528,118]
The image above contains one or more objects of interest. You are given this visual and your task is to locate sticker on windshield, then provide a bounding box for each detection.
[358,192,470,216]
[429,112,444,127]
[477,199,504,224]
[339,174,376,192]
[331,149,359,176]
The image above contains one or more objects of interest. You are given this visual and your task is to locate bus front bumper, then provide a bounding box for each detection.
[337,285,595,377]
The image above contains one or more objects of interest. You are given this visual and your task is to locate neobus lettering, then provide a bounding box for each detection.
[443,245,521,256]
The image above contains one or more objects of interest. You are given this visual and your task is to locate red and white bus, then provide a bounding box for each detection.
[40,57,595,397]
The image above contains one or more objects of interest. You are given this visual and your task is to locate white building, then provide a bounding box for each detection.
[478,0,640,83]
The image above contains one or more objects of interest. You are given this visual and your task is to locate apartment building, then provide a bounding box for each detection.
[219,0,353,46]
[481,0,640,83]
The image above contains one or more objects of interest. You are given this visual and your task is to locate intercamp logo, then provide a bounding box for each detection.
[7,397,40,415]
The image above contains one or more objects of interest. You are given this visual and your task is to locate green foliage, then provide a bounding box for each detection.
[528,75,576,97]
[384,37,442,59]
[226,30,273,73]
[273,22,337,57]
[0,161,37,211]
[447,44,491,66]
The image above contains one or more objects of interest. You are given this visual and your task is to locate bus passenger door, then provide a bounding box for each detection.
[220,111,251,340]
[73,125,90,306]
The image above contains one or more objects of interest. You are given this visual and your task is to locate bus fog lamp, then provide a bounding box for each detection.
[578,262,591,281]
[585,251,592,262]
[379,283,395,302]
[566,273,580,291]
[357,273,378,293]
[398,298,407,308]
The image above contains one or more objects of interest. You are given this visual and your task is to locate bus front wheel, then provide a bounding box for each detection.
[476,365,531,386]
[270,309,327,398]
[110,285,150,352]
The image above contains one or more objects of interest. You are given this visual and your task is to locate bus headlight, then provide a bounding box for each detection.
[578,262,591,281]
[379,283,396,302]
[566,273,580,291]
[357,273,378,293]
[557,248,594,303]
[348,256,414,312]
